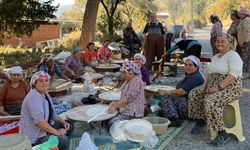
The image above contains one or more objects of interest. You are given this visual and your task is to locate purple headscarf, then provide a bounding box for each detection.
[120,61,141,74]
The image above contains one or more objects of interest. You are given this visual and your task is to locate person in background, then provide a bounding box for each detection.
[82,42,99,67]
[0,66,29,115]
[97,40,113,64]
[210,14,223,55]
[167,39,202,58]
[237,8,250,79]
[107,61,145,128]
[20,71,74,149]
[188,33,242,146]
[134,53,150,85]
[159,55,204,127]
[143,14,165,69]
[38,54,70,81]
[63,47,84,79]
[227,10,241,56]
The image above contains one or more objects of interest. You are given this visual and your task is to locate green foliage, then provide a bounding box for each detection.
[60,0,87,21]
[0,0,58,40]
[97,10,126,40]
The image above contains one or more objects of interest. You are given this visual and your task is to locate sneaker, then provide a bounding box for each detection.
[207,134,230,147]
[190,123,206,135]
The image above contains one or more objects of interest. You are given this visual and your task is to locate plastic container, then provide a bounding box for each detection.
[143,117,170,135]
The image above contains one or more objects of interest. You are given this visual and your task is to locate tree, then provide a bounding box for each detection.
[100,0,126,40]
[60,0,87,21]
[80,0,100,49]
[0,0,57,42]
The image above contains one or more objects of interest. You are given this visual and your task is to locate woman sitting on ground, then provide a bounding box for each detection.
[20,71,74,150]
[97,40,113,64]
[107,61,145,127]
[82,42,99,67]
[134,53,150,85]
[38,54,70,81]
[159,55,204,127]
[63,47,84,79]
[188,33,242,146]
[0,66,29,116]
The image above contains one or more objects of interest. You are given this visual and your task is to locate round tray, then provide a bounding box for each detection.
[95,64,120,69]
[66,104,117,122]
[111,60,125,64]
[144,85,175,93]
[98,91,121,101]
[125,119,153,142]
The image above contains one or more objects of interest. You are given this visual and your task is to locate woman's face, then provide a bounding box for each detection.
[215,36,230,53]
[134,57,143,67]
[239,13,246,19]
[230,14,236,20]
[88,44,95,51]
[73,51,82,59]
[150,15,157,23]
[122,72,134,81]
[184,60,198,74]
[10,73,22,83]
[104,41,110,47]
[35,76,50,93]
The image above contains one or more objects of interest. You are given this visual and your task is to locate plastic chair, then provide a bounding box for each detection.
[210,100,245,142]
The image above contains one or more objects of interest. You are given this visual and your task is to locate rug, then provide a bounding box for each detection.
[69,121,188,150]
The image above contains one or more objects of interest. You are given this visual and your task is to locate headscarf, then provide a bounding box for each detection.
[239,8,250,16]
[185,55,201,68]
[73,47,82,54]
[134,53,146,65]
[30,71,51,88]
[218,33,236,50]
[120,61,141,74]
[9,66,23,74]
[231,10,240,19]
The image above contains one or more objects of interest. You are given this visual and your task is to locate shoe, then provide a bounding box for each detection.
[207,133,230,147]
[190,123,206,135]
[168,119,183,127]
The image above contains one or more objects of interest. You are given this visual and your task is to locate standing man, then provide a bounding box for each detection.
[143,14,165,69]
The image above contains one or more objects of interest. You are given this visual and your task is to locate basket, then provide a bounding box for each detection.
[143,117,170,135]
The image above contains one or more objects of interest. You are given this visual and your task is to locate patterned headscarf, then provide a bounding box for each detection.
[73,47,82,54]
[218,33,236,50]
[134,53,146,65]
[239,8,250,16]
[30,71,51,88]
[120,61,141,74]
[9,66,23,74]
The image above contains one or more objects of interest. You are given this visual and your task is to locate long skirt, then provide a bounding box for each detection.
[144,34,164,68]
[210,36,218,56]
[242,41,250,74]
[188,73,242,131]
[162,95,188,119]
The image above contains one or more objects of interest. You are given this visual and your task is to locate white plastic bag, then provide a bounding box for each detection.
[76,132,98,150]
[140,131,158,148]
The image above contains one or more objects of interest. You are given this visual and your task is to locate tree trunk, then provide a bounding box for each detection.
[108,16,114,40]
[80,0,100,49]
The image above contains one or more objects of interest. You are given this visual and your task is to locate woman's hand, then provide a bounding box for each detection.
[108,103,117,114]
[201,85,207,93]
[206,85,219,94]
[62,121,70,130]
[56,128,67,136]
[158,89,169,96]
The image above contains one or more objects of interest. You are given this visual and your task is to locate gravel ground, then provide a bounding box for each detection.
[165,27,250,150]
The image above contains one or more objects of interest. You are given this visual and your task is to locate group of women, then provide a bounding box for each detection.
[0,19,245,148]
[211,8,250,79]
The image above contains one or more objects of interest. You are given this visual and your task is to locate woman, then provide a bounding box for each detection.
[82,42,98,67]
[143,14,165,68]
[227,10,241,56]
[0,66,29,115]
[107,61,145,127]
[188,33,242,146]
[134,53,150,85]
[210,14,223,55]
[20,71,73,149]
[159,55,204,127]
[97,40,113,64]
[38,54,70,81]
[63,47,84,79]
[237,8,250,79]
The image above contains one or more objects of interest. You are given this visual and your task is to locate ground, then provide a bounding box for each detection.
[166,26,250,150]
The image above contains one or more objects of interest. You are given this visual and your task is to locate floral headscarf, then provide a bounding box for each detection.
[218,33,236,50]
[134,53,146,65]
[120,61,141,74]
[30,71,51,88]
[239,8,250,16]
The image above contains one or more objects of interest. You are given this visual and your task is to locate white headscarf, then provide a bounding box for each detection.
[9,66,23,74]
[134,53,146,65]
[185,55,201,68]
[30,71,51,88]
